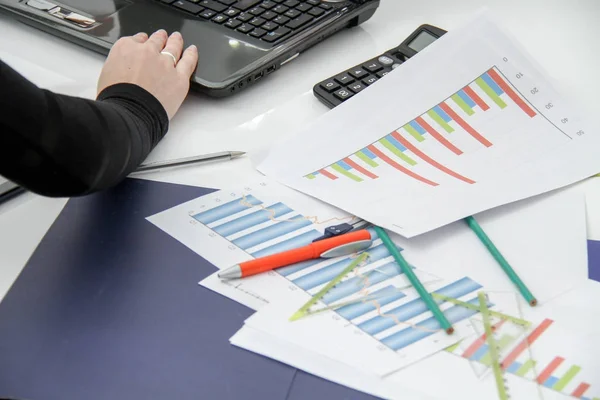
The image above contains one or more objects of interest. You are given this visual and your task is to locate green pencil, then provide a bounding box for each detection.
[373,226,454,334]
[465,216,537,306]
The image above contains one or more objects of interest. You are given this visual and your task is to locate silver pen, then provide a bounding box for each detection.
[136,151,246,172]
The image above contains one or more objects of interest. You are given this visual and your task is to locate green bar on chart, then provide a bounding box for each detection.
[516,359,536,377]
[553,365,582,392]
[331,164,363,182]
[403,124,425,142]
[379,138,417,166]
[427,109,454,133]
[356,151,378,167]
[476,77,507,109]
[451,93,475,116]
[480,335,515,366]
[445,342,461,353]
[306,174,316,179]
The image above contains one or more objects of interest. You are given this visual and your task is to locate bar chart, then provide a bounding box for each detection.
[447,318,599,400]
[151,183,488,360]
[304,66,561,187]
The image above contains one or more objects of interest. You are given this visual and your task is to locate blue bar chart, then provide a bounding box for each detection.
[186,189,485,352]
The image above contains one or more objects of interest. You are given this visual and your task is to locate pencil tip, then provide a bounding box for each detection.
[446,327,455,335]
[529,299,538,307]
[230,151,246,159]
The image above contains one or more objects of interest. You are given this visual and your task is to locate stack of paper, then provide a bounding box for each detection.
[146,13,600,400]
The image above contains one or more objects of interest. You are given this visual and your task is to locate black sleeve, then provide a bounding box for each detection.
[0,59,169,197]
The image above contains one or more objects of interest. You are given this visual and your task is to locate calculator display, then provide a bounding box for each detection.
[407,31,438,52]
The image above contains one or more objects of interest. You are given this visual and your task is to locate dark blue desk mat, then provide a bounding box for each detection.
[0,178,377,400]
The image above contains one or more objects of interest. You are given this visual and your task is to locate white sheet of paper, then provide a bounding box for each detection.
[189,184,587,312]
[233,280,600,400]
[257,14,600,238]
[231,326,570,400]
[148,177,587,376]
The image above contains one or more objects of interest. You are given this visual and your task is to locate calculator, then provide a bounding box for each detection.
[313,24,447,108]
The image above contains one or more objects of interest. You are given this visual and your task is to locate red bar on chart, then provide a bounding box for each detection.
[487,68,537,118]
[571,382,591,398]
[439,102,493,148]
[319,169,338,180]
[536,357,565,384]
[343,157,378,179]
[367,145,439,186]
[461,320,506,358]
[415,117,463,155]
[501,319,553,369]
[391,131,475,184]
[463,86,490,111]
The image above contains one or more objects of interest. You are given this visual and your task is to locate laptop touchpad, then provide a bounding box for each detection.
[56,0,132,19]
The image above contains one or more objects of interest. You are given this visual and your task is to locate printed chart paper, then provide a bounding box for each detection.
[147,178,587,377]
[258,15,600,237]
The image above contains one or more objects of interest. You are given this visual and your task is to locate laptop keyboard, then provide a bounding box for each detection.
[159,0,337,44]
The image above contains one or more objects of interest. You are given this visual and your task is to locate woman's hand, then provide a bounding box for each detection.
[97,30,198,120]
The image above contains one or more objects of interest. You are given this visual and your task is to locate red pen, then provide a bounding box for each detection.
[218,229,372,279]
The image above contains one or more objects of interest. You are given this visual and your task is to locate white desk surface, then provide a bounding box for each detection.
[1,0,600,305]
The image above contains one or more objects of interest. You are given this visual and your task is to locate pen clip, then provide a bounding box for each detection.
[312,223,354,242]
[319,239,372,258]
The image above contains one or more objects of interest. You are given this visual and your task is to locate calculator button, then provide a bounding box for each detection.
[262,26,291,42]
[306,0,319,4]
[225,18,243,28]
[333,88,354,101]
[334,73,355,85]
[392,63,401,69]
[349,83,366,94]
[319,3,332,9]
[220,0,236,4]
[363,61,383,73]
[362,76,378,86]
[378,55,394,66]
[320,80,340,93]
[376,69,391,78]
[283,0,299,6]
[348,68,368,79]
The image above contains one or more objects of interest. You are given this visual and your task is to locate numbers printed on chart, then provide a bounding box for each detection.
[502,55,585,139]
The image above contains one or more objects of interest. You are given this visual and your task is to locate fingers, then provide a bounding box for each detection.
[176,45,198,77]
[131,32,148,43]
[145,29,168,52]
[161,32,184,65]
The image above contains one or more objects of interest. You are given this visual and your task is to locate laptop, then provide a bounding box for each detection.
[0,0,380,97]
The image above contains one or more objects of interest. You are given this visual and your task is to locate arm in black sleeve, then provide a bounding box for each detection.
[0,59,169,197]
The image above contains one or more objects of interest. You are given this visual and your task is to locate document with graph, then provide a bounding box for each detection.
[258,14,600,237]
